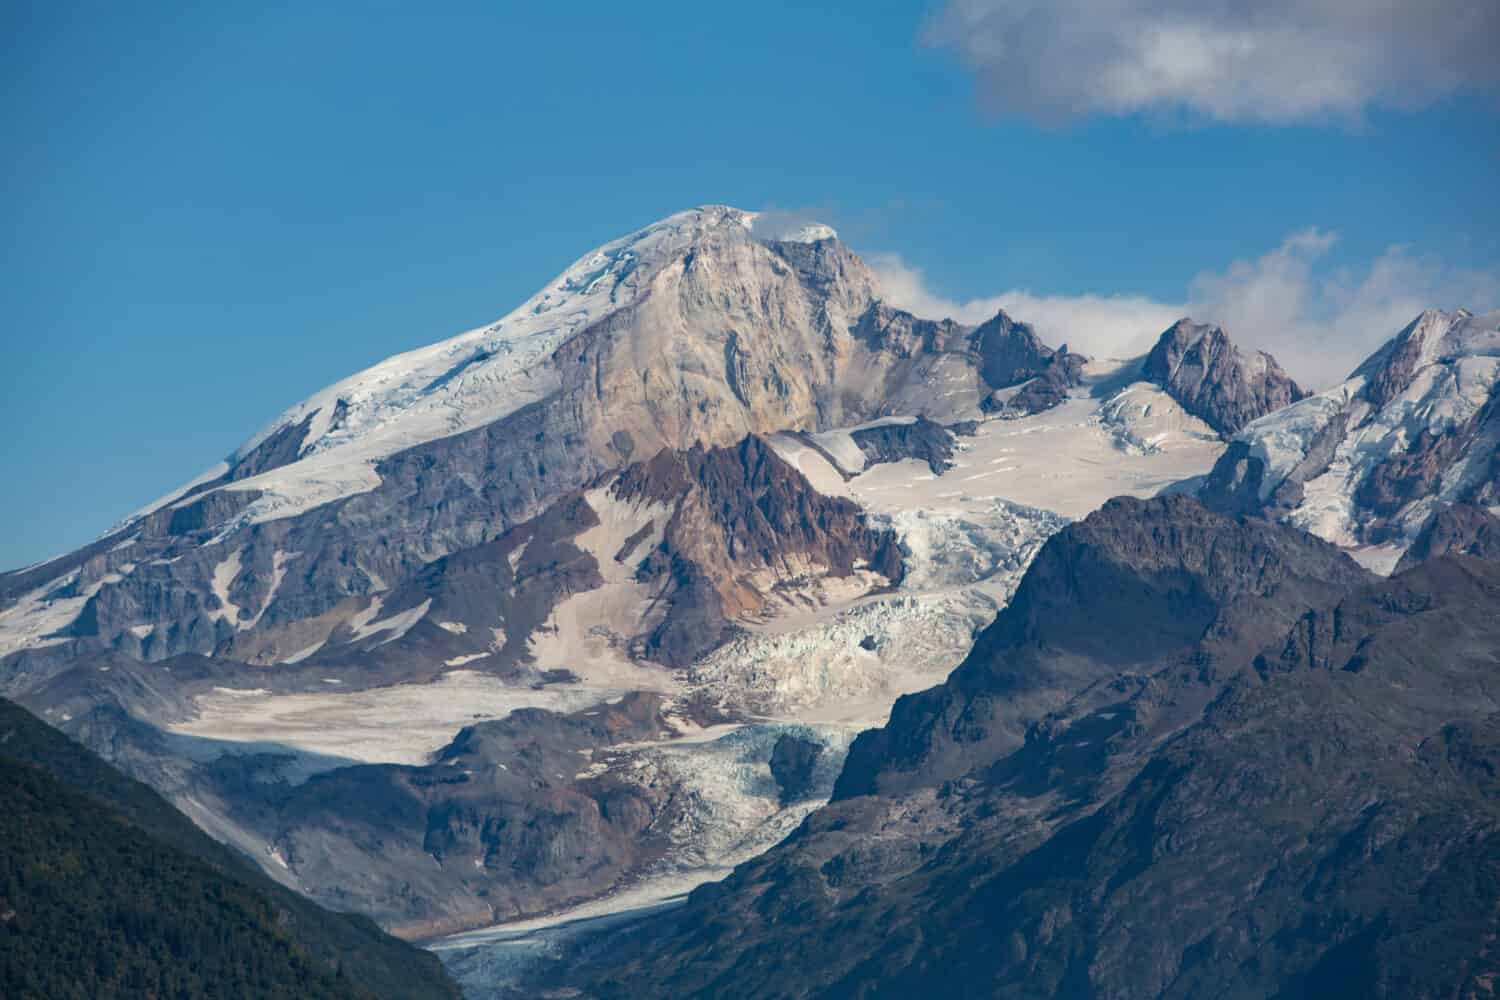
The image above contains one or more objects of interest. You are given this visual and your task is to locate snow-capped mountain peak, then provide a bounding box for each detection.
[234,205,760,466]
[131,205,845,531]
[1200,307,1500,570]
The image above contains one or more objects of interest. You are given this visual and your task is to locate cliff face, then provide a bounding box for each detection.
[1142,318,1305,437]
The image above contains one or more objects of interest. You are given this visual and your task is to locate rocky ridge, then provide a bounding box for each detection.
[564,500,1500,999]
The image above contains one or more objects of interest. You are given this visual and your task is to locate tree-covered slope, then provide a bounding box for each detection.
[0,698,458,1000]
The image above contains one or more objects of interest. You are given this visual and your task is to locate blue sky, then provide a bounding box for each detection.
[3,0,1497,570]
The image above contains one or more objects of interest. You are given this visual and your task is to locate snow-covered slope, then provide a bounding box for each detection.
[1200,309,1500,571]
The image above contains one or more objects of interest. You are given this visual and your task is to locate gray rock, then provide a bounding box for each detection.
[1142,318,1305,437]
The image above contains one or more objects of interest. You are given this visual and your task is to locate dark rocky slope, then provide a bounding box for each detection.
[236,693,683,938]
[1396,502,1500,572]
[0,698,458,1000]
[848,416,964,475]
[835,494,1368,799]
[557,502,1500,998]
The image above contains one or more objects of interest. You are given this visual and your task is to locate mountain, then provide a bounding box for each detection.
[0,206,1242,947]
[1142,318,1306,436]
[0,207,1080,675]
[0,697,458,1000]
[560,500,1500,999]
[1199,308,1500,570]
[7,202,1490,994]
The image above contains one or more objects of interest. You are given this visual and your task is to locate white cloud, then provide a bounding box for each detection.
[1187,231,1499,385]
[926,0,1500,123]
[865,233,1498,389]
[864,251,1183,358]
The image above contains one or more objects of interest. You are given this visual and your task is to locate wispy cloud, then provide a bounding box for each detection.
[866,233,1498,388]
[926,0,1500,124]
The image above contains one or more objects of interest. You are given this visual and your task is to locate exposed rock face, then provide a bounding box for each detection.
[214,693,680,937]
[1352,387,1499,537]
[564,507,1500,1000]
[974,310,1056,388]
[768,733,824,804]
[119,435,903,683]
[613,436,904,666]
[1197,308,1500,559]
[1142,318,1305,437]
[967,310,1088,420]
[848,417,959,475]
[982,345,1087,419]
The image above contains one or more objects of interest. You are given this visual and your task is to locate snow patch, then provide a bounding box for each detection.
[347,597,431,646]
[171,671,612,766]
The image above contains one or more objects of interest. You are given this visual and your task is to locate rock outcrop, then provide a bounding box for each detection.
[768,732,824,804]
[847,416,961,475]
[1142,318,1305,437]
[612,435,905,666]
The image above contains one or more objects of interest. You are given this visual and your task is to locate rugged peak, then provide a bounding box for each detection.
[610,436,904,665]
[969,309,1088,418]
[981,493,1365,663]
[124,206,868,537]
[1142,317,1305,436]
[1394,503,1500,572]
[972,309,1053,388]
[1354,307,1496,408]
[1197,308,1499,562]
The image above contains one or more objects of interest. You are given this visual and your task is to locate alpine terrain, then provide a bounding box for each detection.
[3,206,1496,998]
